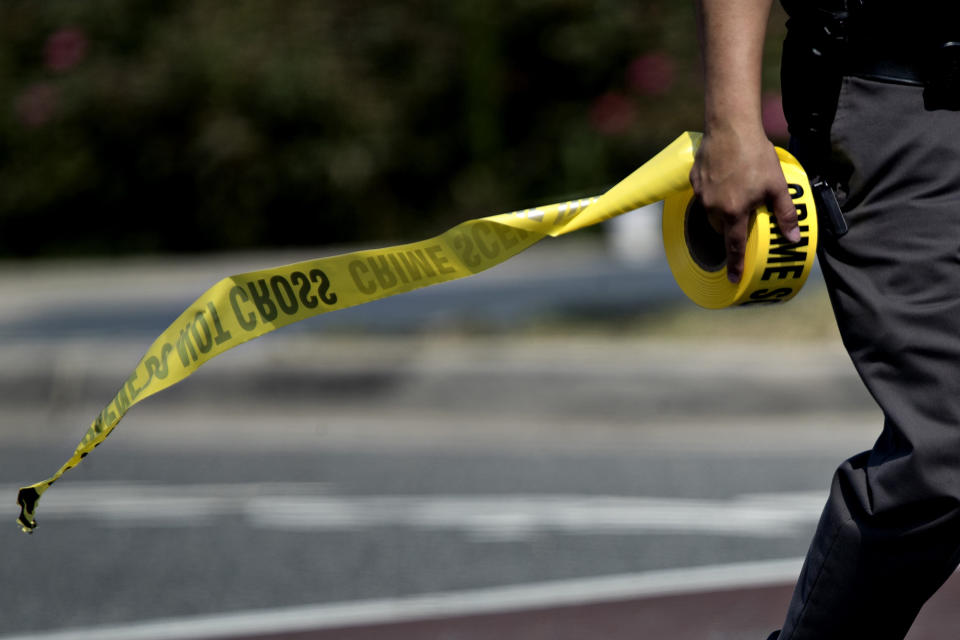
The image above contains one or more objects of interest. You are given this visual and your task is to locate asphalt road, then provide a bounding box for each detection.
[1,333,881,638]
[2,444,839,632]
[0,242,898,639]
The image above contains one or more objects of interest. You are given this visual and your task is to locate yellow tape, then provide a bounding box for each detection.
[663,147,818,308]
[15,132,816,533]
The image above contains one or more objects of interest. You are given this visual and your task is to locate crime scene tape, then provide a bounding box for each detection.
[15,132,817,533]
[663,146,818,308]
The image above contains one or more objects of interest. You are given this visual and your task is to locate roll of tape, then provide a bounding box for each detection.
[662,147,818,309]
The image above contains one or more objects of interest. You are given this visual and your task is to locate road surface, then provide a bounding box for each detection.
[4,242,952,639]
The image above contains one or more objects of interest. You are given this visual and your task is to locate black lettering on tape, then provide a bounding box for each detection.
[191,311,213,354]
[368,255,398,290]
[114,386,130,414]
[788,183,804,199]
[768,218,810,237]
[767,237,810,264]
[452,232,481,268]
[309,269,337,305]
[393,252,417,280]
[493,224,519,249]
[740,287,794,305]
[404,250,436,279]
[472,222,500,258]
[293,271,318,308]
[349,260,376,294]
[270,275,298,315]
[206,302,232,345]
[144,343,173,383]
[387,254,411,284]
[157,343,172,378]
[125,370,142,402]
[229,286,257,331]
[248,279,278,322]
[143,356,160,386]
[176,324,198,366]
[425,245,455,275]
[761,265,805,281]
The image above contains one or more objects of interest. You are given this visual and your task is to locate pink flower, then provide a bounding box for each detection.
[45,27,89,72]
[14,83,58,127]
[589,92,636,135]
[627,52,675,97]
[762,92,790,140]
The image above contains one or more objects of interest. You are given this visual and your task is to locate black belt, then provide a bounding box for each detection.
[845,50,926,86]
[844,30,930,85]
[844,39,960,109]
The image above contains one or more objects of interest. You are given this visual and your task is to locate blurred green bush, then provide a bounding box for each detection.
[0,0,787,256]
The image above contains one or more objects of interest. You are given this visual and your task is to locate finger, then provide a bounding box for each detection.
[689,165,701,192]
[769,182,801,243]
[723,211,749,284]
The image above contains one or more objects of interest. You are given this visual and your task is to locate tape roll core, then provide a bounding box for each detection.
[684,198,726,273]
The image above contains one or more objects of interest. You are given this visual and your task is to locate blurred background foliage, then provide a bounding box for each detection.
[0,0,788,257]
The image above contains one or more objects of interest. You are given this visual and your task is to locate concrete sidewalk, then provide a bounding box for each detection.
[0,333,879,457]
[0,235,685,339]
[0,240,873,458]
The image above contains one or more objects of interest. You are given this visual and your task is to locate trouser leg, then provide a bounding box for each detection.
[779,76,960,639]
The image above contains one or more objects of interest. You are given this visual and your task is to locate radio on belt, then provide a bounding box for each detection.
[812,178,848,238]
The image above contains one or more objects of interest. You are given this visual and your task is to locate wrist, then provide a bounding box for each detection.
[703,107,764,138]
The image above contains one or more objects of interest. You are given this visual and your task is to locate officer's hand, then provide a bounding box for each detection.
[689,126,800,283]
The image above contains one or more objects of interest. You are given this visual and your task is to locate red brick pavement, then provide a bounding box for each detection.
[245,573,960,640]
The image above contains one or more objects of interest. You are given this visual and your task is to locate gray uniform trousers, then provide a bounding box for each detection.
[778,74,960,639]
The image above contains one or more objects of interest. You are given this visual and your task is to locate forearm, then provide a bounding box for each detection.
[690,0,799,283]
[695,0,774,133]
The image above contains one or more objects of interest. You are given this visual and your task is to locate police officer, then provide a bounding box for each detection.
[693,1,960,638]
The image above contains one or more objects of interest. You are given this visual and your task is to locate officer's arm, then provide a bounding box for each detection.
[692,0,800,284]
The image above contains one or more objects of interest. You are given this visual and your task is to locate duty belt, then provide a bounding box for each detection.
[845,37,960,109]
[846,30,958,82]
[786,2,960,95]
[846,44,926,85]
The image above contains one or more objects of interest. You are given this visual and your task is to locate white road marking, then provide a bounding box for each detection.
[8,482,826,539]
[247,491,825,539]
[0,557,805,640]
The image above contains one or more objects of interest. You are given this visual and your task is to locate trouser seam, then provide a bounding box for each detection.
[784,514,850,639]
